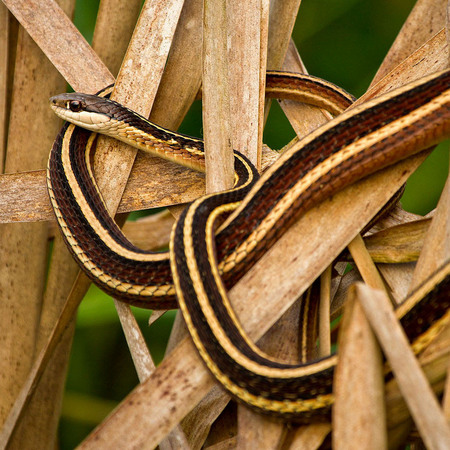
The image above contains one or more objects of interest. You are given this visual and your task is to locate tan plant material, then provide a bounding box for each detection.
[355,283,450,450]
[385,315,450,441]
[204,436,236,450]
[411,169,450,290]
[357,29,447,107]
[1,0,113,92]
[442,361,450,420]
[371,0,447,85]
[378,262,417,305]
[0,271,89,448]
[114,299,190,450]
[0,156,205,224]
[121,210,175,251]
[332,232,388,449]
[319,266,332,357]
[280,42,333,138]
[0,0,448,448]
[202,0,234,192]
[226,0,268,168]
[151,0,202,130]
[91,0,141,77]
[286,423,332,449]
[0,147,281,225]
[180,386,231,450]
[362,218,430,263]
[0,4,8,171]
[333,289,386,449]
[236,303,302,449]
[0,1,76,447]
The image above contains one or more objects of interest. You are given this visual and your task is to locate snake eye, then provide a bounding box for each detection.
[69,100,82,112]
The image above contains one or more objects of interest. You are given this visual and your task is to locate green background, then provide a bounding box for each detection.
[59,0,449,447]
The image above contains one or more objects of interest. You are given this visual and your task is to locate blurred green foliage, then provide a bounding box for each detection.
[59,0,449,447]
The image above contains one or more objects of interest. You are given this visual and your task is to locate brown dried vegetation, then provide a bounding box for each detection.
[0,0,449,448]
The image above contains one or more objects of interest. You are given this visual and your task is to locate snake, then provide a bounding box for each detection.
[48,70,450,421]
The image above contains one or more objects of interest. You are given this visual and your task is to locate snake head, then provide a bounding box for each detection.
[50,93,118,132]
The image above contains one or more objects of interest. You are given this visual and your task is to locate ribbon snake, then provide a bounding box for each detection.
[48,70,450,420]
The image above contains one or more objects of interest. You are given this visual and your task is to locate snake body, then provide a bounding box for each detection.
[48,70,450,419]
[48,72,354,309]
